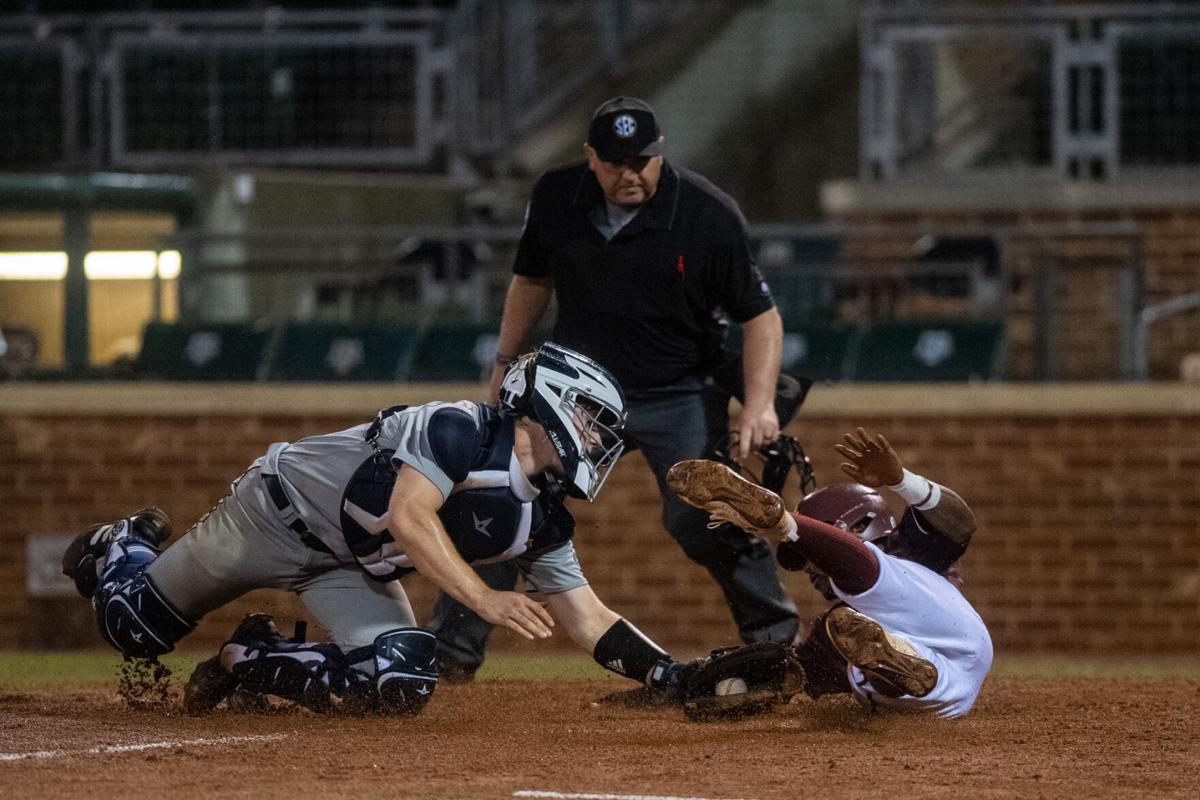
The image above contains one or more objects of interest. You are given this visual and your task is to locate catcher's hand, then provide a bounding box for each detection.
[677,642,806,722]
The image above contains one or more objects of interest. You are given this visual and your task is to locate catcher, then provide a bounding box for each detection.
[668,427,993,719]
[60,343,696,715]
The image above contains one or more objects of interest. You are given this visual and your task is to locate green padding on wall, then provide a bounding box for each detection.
[269,323,420,382]
[781,324,860,382]
[138,321,272,381]
[851,320,1004,382]
[408,324,498,382]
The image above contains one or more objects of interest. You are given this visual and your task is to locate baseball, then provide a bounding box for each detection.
[715,677,748,696]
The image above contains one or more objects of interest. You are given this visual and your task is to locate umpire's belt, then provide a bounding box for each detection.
[260,470,334,556]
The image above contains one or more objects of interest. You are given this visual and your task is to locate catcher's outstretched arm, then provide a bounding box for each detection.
[546,586,678,689]
[544,585,620,650]
[386,466,554,640]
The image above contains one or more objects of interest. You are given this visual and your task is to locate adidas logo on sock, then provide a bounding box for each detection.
[605,659,626,674]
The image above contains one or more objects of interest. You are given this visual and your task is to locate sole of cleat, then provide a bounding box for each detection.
[666,459,784,529]
[825,606,938,698]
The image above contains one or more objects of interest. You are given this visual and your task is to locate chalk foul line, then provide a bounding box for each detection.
[0,733,289,762]
[514,791,756,800]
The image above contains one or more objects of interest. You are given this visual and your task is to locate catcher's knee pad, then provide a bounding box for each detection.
[219,615,345,712]
[96,571,195,658]
[373,627,438,716]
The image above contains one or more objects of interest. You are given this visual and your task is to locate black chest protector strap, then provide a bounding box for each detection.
[365,405,410,454]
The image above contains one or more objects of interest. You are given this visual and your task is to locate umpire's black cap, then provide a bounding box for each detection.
[587,97,663,162]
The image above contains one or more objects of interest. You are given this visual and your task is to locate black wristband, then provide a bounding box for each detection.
[592,618,671,684]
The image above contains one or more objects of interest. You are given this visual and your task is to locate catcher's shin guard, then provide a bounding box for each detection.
[63,508,172,598]
[97,571,195,658]
[373,628,438,715]
[824,606,938,698]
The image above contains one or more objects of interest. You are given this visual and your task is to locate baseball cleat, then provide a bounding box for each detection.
[183,655,239,715]
[61,507,172,598]
[824,606,938,698]
[666,459,784,529]
[186,614,284,715]
[224,612,286,647]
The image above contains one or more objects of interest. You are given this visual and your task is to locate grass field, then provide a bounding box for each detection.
[2,649,1198,689]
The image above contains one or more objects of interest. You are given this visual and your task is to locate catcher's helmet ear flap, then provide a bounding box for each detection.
[498,343,627,502]
[498,351,537,414]
[796,483,896,543]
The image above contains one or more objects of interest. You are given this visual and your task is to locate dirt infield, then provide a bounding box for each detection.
[2,672,1197,800]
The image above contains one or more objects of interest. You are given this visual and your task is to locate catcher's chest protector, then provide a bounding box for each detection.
[340,427,573,582]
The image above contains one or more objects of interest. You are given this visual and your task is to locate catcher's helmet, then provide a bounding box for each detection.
[796,483,896,543]
[498,343,626,501]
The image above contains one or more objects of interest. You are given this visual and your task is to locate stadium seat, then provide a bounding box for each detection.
[138,321,273,381]
[849,319,1004,382]
[267,322,420,382]
[408,324,499,382]
[781,324,860,382]
[754,235,841,327]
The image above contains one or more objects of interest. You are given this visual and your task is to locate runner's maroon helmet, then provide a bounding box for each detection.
[795,483,896,542]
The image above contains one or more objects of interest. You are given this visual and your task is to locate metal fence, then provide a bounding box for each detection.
[448,0,719,157]
[0,2,719,172]
[111,30,439,168]
[861,1,1200,180]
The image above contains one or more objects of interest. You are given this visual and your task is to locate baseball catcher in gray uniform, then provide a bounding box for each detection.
[62,343,692,715]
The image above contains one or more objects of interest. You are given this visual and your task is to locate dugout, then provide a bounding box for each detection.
[0,173,197,375]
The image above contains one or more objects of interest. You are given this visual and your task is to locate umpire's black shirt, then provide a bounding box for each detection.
[513,161,774,393]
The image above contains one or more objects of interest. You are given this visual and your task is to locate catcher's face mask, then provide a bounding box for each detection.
[499,343,627,501]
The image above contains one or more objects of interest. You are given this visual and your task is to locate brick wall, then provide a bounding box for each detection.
[827,202,1200,382]
[2,383,1197,656]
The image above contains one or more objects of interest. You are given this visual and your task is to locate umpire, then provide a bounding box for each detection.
[432,96,799,680]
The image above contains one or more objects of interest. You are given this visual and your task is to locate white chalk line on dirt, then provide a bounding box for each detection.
[514,792,756,800]
[0,733,289,763]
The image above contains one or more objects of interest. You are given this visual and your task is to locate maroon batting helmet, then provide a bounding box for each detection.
[776,483,897,572]
[796,483,896,542]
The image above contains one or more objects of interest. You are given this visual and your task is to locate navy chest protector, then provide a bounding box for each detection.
[339,409,574,582]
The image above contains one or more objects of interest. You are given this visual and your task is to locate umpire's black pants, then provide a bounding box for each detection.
[430,385,800,673]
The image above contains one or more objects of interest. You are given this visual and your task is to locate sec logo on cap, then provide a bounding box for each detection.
[613,114,637,138]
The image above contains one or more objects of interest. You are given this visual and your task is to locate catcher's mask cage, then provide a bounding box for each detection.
[498,342,626,501]
[709,433,816,498]
[795,483,896,543]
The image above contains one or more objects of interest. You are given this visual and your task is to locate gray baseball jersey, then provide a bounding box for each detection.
[259,401,586,594]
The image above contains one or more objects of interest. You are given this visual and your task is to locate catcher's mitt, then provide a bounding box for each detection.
[679,642,806,722]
